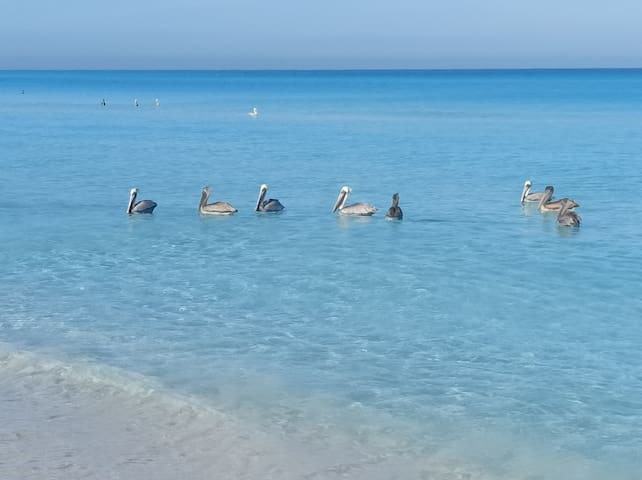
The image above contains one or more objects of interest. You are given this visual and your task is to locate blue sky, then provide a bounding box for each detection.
[2,0,641,69]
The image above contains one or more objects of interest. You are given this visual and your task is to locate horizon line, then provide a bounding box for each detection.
[2,66,642,72]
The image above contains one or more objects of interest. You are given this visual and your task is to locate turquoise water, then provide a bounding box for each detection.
[1,70,641,478]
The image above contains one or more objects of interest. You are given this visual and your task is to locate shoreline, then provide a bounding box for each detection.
[0,345,621,480]
[0,346,452,480]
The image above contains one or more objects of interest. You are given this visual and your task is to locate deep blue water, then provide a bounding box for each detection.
[1,70,641,478]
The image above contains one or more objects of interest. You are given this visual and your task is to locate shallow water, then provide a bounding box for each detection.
[1,70,641,478]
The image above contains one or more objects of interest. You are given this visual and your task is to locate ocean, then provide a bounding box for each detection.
[1,70,641,479]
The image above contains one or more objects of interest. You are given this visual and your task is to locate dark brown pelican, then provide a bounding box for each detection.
[255,184,284,212]
[538,186,579,212]
[385,193,403,220]
[521,180,548,204]
[199,186,237,215]
[557,199,582,227]
[127,188,157,214]
[332,186,377,216]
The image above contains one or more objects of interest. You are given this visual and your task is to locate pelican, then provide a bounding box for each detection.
[332,186,377,216]
[248,107,258,118]
[557,199,582,227]
[127,188,157,214]
[538,186,579,212]
[385,193,403,220]
[199,186,237,215]
[521,180,548,204]
[255,184,284,212]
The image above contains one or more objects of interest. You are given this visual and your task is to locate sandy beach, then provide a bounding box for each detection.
[0,348,473,480]
[1,360,613,480]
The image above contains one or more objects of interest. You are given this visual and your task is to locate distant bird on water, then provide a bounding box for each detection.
[332,186,377,216]
[385,193,403,220]
[538,186,579,212]
[248,107,258,118]
[127,188,157,214]
[520,180,548,204]
[557,199,582,227]
[199,186,237,215]
[255,184,284,212]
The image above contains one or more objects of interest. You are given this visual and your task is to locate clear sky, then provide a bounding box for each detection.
[2,0,641,69]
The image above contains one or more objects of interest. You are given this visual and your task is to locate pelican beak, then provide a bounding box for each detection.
[127,188,137,213]
[520,185,529,204]
[332,191,345,213]
[255,185,267,211]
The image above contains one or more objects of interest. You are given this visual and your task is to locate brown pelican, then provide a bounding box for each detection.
[538,186,579,212]
[255,184,284,212]
[385,193,403,220]
[332,186,377,216]
[199,186,237,215]
[127,188,157,214]
[521,180,549,204]
[557,199,582,227]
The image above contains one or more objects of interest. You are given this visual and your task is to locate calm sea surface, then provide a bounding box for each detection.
[1,70,641,478]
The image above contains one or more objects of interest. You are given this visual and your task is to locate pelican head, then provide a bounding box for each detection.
[538,185,554,206]
[520,180,532,203]
[200,185,212,206]
[332,185,351,212]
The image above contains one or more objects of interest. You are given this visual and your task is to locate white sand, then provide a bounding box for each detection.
[1,346,614,480]
[0,348,467,480]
